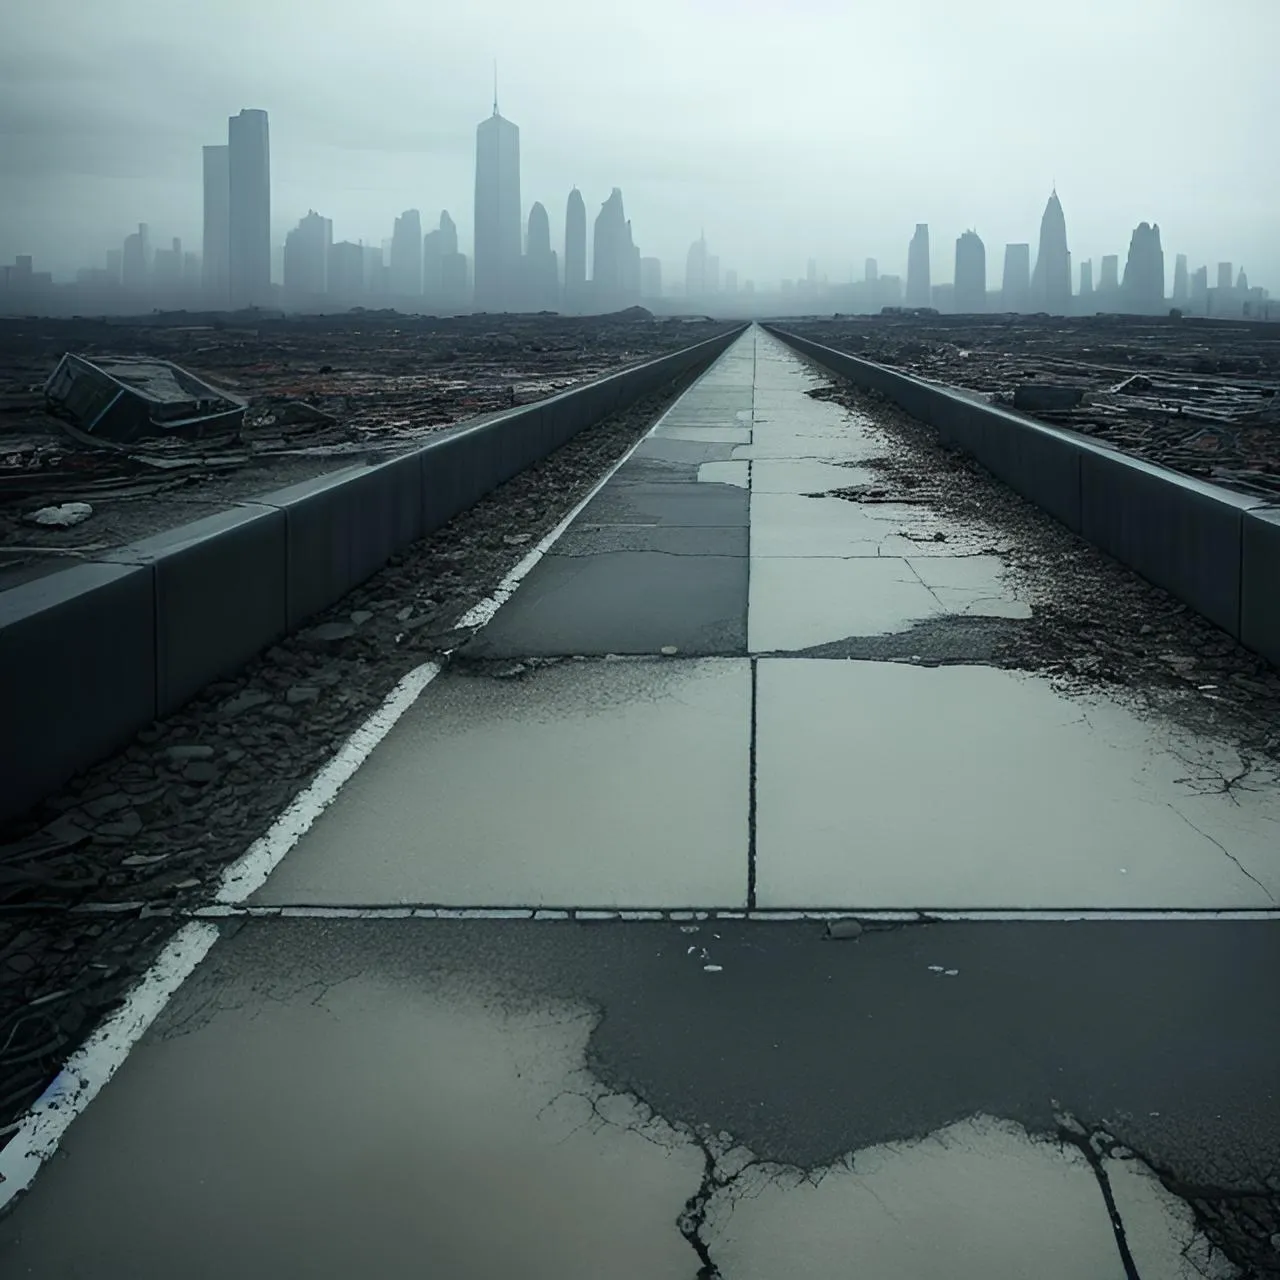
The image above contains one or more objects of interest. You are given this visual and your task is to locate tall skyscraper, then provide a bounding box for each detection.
[1121,222,1165,313]
[327,241,364,300]
[228,109,271,307]
[122,223,149,293]
[1079,259,1094,300]
[1000,243,1030,312]
[202,145,229,304]
[686,233,709,298]
[1099,255,1120,293]
[283,211,332,297]
[1172,253,1189,304]
[592,188,638,311]
[564,188,587,312]
[906,224,930,307]
[1031,190,1071,314]
[524,202,558,310]
[953,230,986,313]
[473,95,521,310]
[1217,262,1234,292]
[389,209,423,297]
[1190,265,1209,309]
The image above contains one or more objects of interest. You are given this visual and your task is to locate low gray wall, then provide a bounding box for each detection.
[0,326,743,823]
[770,326,1280,669]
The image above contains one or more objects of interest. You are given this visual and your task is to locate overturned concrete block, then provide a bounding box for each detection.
[1012,384,1086,413]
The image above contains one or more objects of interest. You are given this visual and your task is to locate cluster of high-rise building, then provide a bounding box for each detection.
[872,190,1270,320]
[1,113,1274,322]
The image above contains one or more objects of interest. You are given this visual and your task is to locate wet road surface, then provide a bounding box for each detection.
[1,328,1277,1277]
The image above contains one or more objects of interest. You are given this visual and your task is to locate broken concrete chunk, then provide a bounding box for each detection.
[23,502,93,529]
[218,690,272,718]
[1012,384,1086,412]
[825,919,864,940]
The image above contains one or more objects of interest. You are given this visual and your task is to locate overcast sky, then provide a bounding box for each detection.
[2,0,1276,292]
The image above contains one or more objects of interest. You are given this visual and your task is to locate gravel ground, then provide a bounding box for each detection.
[0,366,702,1145]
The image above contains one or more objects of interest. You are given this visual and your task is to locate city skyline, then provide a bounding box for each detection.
[1,0,1276,296]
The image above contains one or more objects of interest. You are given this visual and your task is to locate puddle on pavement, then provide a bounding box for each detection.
[755,659,1280,909]
[252,657,751,908]
[0,941,1233,1280]
[703,1115,1236,1280]
[697,460,749,488]
[0,973,701,1280]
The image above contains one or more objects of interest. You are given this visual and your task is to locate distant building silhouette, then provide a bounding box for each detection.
[389,210,423,297]
[686,233,709,298]
[328,241,364,300]
[1099,255,1120,294]
[284,211,332,297]
[705,254,720,295]
[906,224,930,307]
[1172,253,1189,304]
[153,237,182,290]
[954,230,986,313]
[592,188,639,311]
[228,109,271,307]
[106,249,123,285]
[1031,190,1071,314]
[564,188,587,312]
[523,201,558,310]
[1217,262,1233,293]
[1079,259,1093,301]
[438,211,467,308]
[202,145,229,304]
[1121,222,1165,313]
[473,97,521,310]
[865,258,878,283]
[1000,244,1030,312]
[122,223,149,293]
[640,257,662,299]
[1236,267,1249,292]
[1190,265,1209,310]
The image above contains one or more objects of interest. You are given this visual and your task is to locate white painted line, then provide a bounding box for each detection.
[0,922,219,1213]
[174,904,1280,922]
[455,379,703,631]
[214,662,442,904]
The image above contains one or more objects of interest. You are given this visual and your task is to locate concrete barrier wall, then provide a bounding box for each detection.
[0,326,743,823]
[770,326,1280,669]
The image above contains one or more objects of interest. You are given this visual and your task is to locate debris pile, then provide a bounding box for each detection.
[788,313,1280,499]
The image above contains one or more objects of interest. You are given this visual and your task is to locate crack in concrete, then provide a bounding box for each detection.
[1166,802,1276,903]
[1054,1112,1144,1279]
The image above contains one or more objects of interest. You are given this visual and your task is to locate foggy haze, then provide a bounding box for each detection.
[2,0,1277,293]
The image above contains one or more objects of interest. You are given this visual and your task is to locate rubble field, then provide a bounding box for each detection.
[0,307,730,579]
[783,313,1280,500]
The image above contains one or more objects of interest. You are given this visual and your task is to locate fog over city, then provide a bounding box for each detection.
[1,0,1277,295]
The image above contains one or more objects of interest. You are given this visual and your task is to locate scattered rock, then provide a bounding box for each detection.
[165,744,215,763]
[504,533,533,545]
[183,762,220,784]
[350,610,373,626]
[83,792,132,820]
[218,690,272,718]
[286,685,321,704]
[302,621,357,647]
[825,919,864,941]
[23,502,93,529]
[97,811,143,838]
[264,704,297,722]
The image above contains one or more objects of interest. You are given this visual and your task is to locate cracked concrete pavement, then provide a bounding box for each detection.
[1,328,1278,1277]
